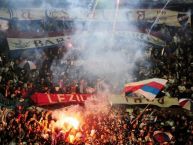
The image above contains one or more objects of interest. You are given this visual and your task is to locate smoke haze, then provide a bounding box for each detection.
[50,0,146,87]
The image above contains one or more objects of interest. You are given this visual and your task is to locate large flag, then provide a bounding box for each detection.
[124,78,167,100]
[179,98,193,111]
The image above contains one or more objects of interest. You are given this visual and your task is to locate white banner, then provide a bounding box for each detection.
[7,31,165,50]
[91,9,191,27]
[115,31,165,46]
[7,35,68,50]
[128,9,191,27]
[0,8,190,26]
[109,95,179,108]
[0,8,45,20]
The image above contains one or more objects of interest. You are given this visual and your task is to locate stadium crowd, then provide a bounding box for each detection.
[1,24,193,100]
[134,24,193,100]
[0,7,193,145]
[0,105,192,144]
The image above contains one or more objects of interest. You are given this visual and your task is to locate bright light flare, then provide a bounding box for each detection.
[54,115,80,130]
[64,116,80,130]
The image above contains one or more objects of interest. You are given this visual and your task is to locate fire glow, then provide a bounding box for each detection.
[54,115,80,130]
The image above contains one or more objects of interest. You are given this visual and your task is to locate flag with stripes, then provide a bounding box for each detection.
[124,78,167,100]
[179,98,193,111]
[153,131,173,143]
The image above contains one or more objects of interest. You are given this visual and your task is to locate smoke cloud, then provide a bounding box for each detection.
[6,1,147,113]
[49,0,147,117]
[52,0,145,87]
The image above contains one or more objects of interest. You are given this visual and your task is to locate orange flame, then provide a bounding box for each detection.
[54,115,80,130]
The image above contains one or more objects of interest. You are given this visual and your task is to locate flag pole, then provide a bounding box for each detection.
[130,103,150,125]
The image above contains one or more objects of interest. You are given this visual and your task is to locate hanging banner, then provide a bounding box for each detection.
[86,9,191,27]
[0,8,190,27]
[7,35,69,50]
[91,9,191,27]
[0,8,45,20]
[129,9,191,27]
[0,8,82,20]
[109,95,179,108]
[115,31,166,47]
[7,31,165,50]
[31,93,92,106]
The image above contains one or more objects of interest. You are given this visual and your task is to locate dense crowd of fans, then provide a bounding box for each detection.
[134,24,193,100]
[0,105,192,144]
[0,46,103,101]
[1,24,193,100]
[0,6,193,144]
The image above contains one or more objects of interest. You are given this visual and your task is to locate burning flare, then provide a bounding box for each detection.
[54,115,80,130]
